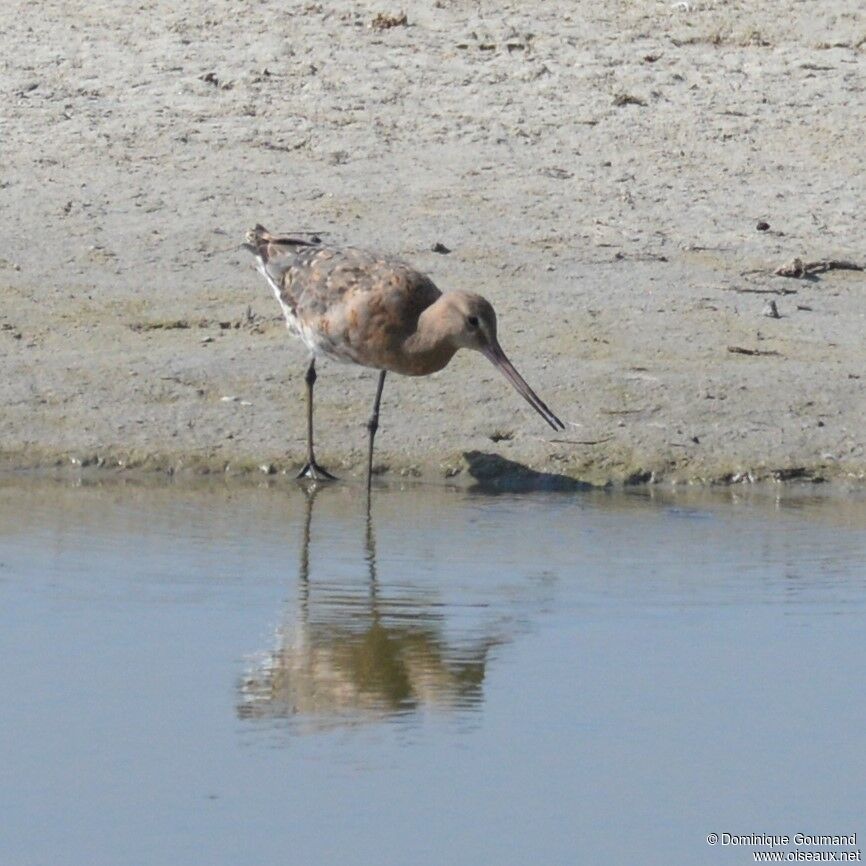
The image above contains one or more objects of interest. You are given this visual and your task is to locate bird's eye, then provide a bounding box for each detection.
[467,316,479,328]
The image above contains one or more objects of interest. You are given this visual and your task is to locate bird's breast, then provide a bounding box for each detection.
[386,343,457,376]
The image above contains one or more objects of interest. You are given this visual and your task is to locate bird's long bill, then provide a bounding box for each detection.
[482,343,565,431]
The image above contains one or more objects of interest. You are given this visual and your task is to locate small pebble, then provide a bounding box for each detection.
[756,221,770,231]
[762,299,780,319]
[431,242,451,254]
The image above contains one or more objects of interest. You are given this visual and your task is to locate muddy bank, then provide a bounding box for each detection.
[1,0,864,485]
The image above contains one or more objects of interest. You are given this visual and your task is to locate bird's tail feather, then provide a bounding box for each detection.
[243,225,323,302]
[242,224,320,264]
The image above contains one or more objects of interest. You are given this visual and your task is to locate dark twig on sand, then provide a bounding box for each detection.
[729,284,798,296]
[612,92,646,107]
[550,436,615,446]
[727,346,781,357]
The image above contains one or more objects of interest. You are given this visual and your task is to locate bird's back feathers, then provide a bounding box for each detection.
[243,225,443,371]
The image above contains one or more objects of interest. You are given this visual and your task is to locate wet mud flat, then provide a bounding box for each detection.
[1,0,864,484]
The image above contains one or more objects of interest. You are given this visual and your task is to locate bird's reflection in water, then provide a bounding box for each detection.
[238,488,503,732]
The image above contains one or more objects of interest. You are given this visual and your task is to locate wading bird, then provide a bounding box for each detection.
[243,225,564,489]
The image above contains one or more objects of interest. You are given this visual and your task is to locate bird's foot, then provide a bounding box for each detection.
[296,460,338,482]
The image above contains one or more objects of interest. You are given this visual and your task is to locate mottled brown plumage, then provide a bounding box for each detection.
[243,225,564,488]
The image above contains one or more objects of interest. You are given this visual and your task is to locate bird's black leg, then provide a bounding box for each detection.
[366,370,387,496]
[297,357,337,481]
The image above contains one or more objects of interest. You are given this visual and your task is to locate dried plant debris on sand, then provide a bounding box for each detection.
[370,11,408,31]
[774,258,864,278]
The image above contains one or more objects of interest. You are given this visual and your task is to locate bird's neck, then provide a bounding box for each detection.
[401,304,458,375]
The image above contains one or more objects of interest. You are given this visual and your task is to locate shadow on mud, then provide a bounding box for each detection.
[462,451,592,494]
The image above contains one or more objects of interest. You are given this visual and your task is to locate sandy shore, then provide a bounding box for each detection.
[1,0,864,486]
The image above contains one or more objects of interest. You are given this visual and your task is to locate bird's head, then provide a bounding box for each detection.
[441,291,499,352]
[439,291,564,431]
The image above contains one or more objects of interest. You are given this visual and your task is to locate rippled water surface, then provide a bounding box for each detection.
[2,480,865,865]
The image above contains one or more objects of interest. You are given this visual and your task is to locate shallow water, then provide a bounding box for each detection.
[2,480,865,865]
